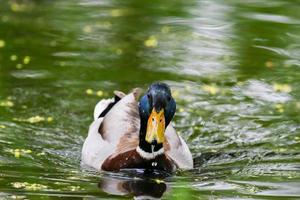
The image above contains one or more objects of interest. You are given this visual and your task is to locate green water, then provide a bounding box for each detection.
[1,0,300,199]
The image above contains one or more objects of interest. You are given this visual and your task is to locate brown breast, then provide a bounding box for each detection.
[101,149,176,172]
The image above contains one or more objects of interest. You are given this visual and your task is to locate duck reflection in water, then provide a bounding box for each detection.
[98,169,168,199]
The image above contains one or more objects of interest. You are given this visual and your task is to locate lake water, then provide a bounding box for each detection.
[0,0,300,199]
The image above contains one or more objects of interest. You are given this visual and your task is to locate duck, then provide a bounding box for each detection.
[81,82,193,172]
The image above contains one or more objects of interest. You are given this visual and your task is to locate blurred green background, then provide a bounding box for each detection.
[0,0,300,199]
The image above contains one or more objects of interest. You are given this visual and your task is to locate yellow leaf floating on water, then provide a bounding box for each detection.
[110,9,123,17]
[10,54,18,61]
[202,84,219,95]
[22,149,32,154]
[16,63,23,69]
[265,60,274,68]
[0,39,5,48]
[0,100,14,107]
[171,90,180,99]
[47,117,53,122]
[273,83,291,93]
[161,26,170,34]
[144,35,158,48]
[275,104,284,113]
[12,182,27,189]
[279,148,287,153]
[12,149,20,158]
[115,48,123,55]
[37,152,46,156]
[69,185,81,191]
[296,102,300,110]
[9,149,32,158]
[86,89,94,95]
[27,116,45,123]
[154,179,164,184]
[96,90,104,97]
[13,116,53,123]
[23,56,31,64]
[83,25,92,33]
[11,182,47,190]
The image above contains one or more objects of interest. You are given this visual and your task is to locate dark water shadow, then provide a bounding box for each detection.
[98,169,170,199]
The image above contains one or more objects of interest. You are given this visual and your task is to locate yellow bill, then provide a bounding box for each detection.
[146,108,165,144]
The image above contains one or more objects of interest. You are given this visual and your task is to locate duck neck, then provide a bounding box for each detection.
[137,122,164,160]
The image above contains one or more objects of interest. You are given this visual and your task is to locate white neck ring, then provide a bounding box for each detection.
[136,146,164,160]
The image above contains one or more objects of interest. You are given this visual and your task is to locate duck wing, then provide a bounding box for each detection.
[99,89,142,150]
[164,125,193,169]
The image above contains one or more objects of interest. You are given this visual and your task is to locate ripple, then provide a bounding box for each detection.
[243,13,300,24]
[10,70,51,79]
[241,80,291,103]
[230,180,300,197]
[52,52,81,57]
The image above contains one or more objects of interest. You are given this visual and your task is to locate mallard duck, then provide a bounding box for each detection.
[81,82,193,172]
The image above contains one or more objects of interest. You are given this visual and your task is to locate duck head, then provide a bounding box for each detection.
[137,82,176,159]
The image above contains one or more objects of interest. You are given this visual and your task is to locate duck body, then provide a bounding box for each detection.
[81,83,193,172]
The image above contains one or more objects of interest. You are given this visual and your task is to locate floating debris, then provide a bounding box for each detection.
[0,100,14,107]
[296,102,300,109]
[11,182,27,189]
[22,149,32,154]
[10,2,33,12]
[265,61,274,68]
[11,182,48,190]
[13,116,53,123]
[23,56,31,64]
[21,105,28,109]
[27,116,45,123]
[171,90,180,99]
[47,117,53,122]
[37,152,46,156]
[86,89,94,95]
[154,179,164,184]
[236,81,244,86]
[144,35,158,48]
[69,185,81,191]
[96,90,104,97]
[202,84,219,95]
[278,148,287,152]
[115,48,123,55]
[110,9,123,17]
[161,26,170,34]
[16,63,23,69]
[10,195,26,199]
[0,125,6,129]
[9,149,32,158]
[273,83,292,93]
[0,39,5,48]
[83,25,92,33]
[275,104,284,113]
[14,151,20,158]
[10,55,18,61]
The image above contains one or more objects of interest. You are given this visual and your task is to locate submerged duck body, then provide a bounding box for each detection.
[81,83,193,172]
